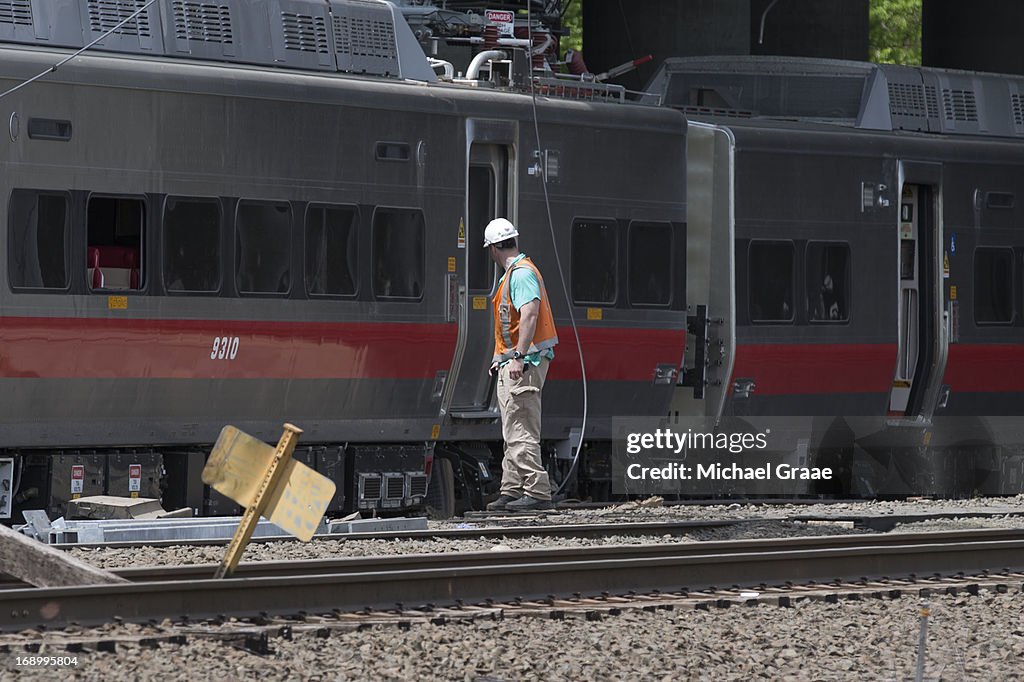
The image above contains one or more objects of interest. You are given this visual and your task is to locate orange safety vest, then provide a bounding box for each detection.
[492,256,558,363]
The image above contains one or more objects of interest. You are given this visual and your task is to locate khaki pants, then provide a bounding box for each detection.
[495,357,552,501]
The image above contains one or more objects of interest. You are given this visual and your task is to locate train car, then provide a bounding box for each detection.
[0,0,688,519]
[659,57,1024,497]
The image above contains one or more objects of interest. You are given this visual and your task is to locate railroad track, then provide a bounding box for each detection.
[3,528,1024,632]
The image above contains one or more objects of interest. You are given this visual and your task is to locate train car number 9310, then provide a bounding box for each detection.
[211,336,240,360]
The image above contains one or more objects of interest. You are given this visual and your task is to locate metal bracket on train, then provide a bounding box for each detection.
[679,304,709,399]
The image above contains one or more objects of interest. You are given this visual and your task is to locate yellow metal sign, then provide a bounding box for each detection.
[263,458,336,541]
[587,307,603,321]
[447,256,457,273]
[950,285,957,300]
[108,295,128,309]
[431,424,441,440]
[472,296,488,310]
[204,425,335,543]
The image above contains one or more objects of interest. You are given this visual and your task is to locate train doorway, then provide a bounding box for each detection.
[447,142,512,416]
[889,177,948,418]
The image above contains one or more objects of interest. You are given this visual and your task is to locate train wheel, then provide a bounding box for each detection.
[424,457,455,519]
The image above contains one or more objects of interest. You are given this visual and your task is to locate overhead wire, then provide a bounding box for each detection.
[526,4,588,497]
[0,0,160,102]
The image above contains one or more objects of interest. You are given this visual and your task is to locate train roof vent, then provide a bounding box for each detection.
[647,57,1024,139]
[88,0,151,36]
[863,65,942,133]
[327,0,435,81]
[0,0,435,82]
[331,0,397,74]
[930,71,987,135]
[1012,93,1024,132]
[942,88,979,122]
[0,0,40,43]
[887,82,940,120]
[169,0,234,49]
[84,0,163,52]
[645,56,872,121]
[0,0,33,26]
[282,11,328,54]
[269,1,334,71]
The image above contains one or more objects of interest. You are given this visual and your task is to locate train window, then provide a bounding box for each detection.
[372,208,425,300]
[27,118,72,141]
[236,200,292,295]
[8,190,70,290]
[87,195,145,291]
[306,204,358,297]
[974,248,1014,324]
[748,241,794,323]
[571,219,617,305]
[806,242,850,323]
[628,222,672,306]
[375,142,410,162]
[163,197,221,293]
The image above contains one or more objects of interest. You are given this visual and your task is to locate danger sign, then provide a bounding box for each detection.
[129,464,142,492]
[71,465,85,494]
[486,9,514,37]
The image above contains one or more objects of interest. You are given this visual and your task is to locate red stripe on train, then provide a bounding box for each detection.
[730,343,899,396]
[730,342,1024,396]
[546,326,685,381]
[944,344,1024,393]
[0,317,684,382]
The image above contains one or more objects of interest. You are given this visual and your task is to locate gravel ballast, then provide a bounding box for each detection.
[63,495,1024,569]
[5,589,1022,680]
[10,497,1024,679]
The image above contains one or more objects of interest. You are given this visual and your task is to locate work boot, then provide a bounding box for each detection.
[486,494,519,511]
[505,495,554,512]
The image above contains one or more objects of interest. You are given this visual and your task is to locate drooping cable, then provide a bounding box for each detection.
[0,0,160,101]
[526,5,587,497]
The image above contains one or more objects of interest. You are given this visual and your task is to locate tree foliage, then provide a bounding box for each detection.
[870,0,921,65]
[561,0,582,54]
[559,0,922,66]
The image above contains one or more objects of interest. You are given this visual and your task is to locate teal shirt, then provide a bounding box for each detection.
[499,254,555,367]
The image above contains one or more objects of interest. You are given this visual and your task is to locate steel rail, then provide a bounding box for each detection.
[3,529,1024,631]
[100,527,1024,582]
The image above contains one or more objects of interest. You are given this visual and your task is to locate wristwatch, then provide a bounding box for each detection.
[512,350,523,360]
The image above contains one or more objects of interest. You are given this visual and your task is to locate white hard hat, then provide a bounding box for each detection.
[482,217,519,247]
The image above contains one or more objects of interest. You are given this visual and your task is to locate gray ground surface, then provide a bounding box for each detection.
[4,589,1022,680]
[12,497,1024,680]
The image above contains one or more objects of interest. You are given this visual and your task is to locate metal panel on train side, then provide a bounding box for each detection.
[722,121,903,417]
[500,100,688,440]
[0,50,464,447]
[0,44,689,449]
[709,118,1024,418]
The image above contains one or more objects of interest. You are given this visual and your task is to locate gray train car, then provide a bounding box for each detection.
[663,57,1024,497]
[0,0,688,518]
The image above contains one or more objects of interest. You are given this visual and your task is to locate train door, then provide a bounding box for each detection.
[889,174,948,418]
[673,122,735,419]
[444,138,513,417]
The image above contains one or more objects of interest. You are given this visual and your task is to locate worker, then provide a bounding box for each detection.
[482,218,559,512]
